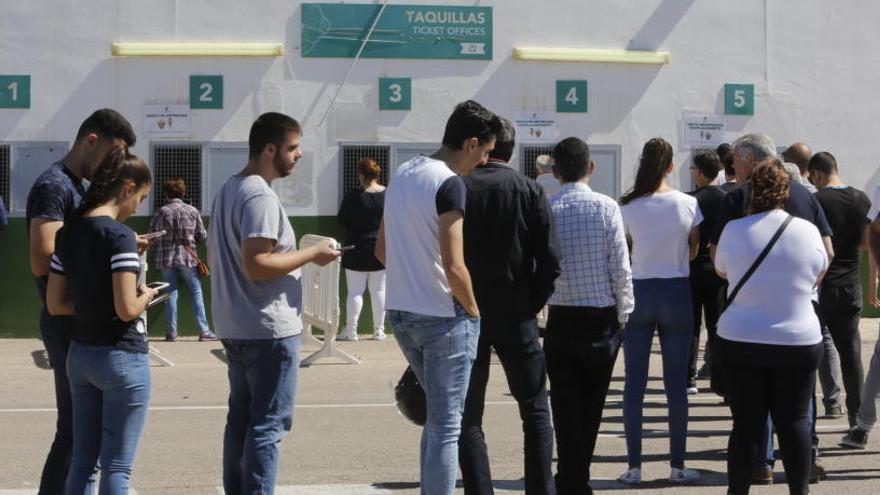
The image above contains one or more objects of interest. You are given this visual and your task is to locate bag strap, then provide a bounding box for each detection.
[181,244,202,263]
[726,214,793,307]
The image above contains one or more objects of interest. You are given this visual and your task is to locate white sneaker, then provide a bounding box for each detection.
[617,467,641,485]
[669,467,700,483]
[687,386,699,395]
[371,329,387,341]
[336,330,358,342]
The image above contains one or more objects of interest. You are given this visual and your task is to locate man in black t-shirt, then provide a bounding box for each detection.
[808,152,871,428]
[686,151,727,389]
[25,109,135,494]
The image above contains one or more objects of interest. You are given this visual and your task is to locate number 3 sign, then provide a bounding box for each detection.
[190,75,223,110]
[379,77,411,111]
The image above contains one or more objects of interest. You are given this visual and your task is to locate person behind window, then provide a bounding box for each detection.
[148,178,216,342]
[46,147,157,493]
[337,158,387,341]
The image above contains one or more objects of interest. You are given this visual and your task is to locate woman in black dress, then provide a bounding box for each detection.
[337,158,387,341]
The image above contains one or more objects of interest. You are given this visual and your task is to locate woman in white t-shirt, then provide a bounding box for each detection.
[714,158,827,495]
[617,138,703,485]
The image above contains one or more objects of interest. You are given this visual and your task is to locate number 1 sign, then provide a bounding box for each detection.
[0,75,30,108]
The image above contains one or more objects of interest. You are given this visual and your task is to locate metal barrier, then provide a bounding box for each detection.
[139,252,174,367]
[298,234,360,366]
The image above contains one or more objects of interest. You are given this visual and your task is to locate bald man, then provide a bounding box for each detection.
[783,142,815,192]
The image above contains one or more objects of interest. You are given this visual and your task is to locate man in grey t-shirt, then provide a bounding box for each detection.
[208,112,339,493]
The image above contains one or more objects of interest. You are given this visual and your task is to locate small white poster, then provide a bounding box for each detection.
[513,111,557,142]
[684,113,726,147]
[144,104,190,138]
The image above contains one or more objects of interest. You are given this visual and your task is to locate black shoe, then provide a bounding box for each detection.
[751,466,773,485]
[840,427,869,449]
[809,459,826,484]
[824,405,844,419]
[696,363,711,380]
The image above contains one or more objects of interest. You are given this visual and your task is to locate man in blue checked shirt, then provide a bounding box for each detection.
[544,136,634,495]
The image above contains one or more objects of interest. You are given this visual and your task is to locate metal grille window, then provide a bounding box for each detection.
[0,145,9,210]
[520,144,554,179]
[152,144,203,211]
[340,145,390,195]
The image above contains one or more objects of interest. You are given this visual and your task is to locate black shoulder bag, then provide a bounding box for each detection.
[711,213,793,397]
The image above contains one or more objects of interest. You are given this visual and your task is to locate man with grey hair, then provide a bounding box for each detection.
[711,133,834,484]
[535,154,561,198]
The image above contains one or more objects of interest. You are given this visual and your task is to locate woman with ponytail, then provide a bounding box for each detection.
[46,147,156,494]
[617,138,703,485]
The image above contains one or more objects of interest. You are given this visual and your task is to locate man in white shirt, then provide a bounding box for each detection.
[535,154,561,198]
[544,137,633,494]
[376,100,500,495]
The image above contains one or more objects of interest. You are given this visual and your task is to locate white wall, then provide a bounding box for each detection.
[3,0,879,216]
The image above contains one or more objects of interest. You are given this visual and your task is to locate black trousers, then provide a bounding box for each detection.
[719,337,822,495]
[544,305,621,495]
[818,284,864,422]
[688,263,725,380]
[459,315,555,495]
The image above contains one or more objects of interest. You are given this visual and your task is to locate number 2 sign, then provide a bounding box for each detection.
[190,75,223,110]
[557,80,588,113]
[0,75,30,108]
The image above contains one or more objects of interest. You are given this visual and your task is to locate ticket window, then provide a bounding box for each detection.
[151,143,203,214]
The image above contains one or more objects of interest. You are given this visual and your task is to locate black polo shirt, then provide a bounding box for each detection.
[815,186,871,287]
[52,216,148,353]
[712,180,832,245]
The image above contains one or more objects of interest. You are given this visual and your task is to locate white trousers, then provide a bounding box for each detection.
[344,269,386,333]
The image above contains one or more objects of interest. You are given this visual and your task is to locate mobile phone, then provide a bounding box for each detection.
[340,245,356,251]
[145,281,170,294]
[142,230,167,241]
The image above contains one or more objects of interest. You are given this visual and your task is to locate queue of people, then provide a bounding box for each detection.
[24,103,880,495]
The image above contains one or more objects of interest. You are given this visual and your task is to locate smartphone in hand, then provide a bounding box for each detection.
[142,230,167,241]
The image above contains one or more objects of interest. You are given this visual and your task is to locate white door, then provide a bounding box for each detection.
[11,142,69,214]
[204,144,248,215]
[392,143,440,180]
[589,145,621,199]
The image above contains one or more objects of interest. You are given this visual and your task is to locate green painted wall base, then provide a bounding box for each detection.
[0,215,383,338]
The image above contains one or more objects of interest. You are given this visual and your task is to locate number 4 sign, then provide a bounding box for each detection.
[0,75,31,108]
[190,75,223,110]
[557,80,588,113]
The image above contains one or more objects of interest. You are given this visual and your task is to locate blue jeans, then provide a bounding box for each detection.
[390,305,480,495]
[222,335,300,495]
[161,266,210,334]
[35,275,85,495]
[622,278,693,469]
[65,343,151,495]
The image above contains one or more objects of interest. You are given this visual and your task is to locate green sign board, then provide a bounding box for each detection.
[379,77,412,110]
[725,83,754,115]
[557,80,588,113]
[0,75,30,109]
[190,75,223,109]
[302,4,492,60]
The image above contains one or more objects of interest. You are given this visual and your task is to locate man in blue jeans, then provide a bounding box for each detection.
[377,100,500,495]
[208,112,340,494]
[26,108,136,495]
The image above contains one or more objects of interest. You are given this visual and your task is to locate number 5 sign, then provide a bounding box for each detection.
[0,75,30,108]
[379,77,411,111]
[557,80,588,113]
[725,83,754,115]
[190,75,223,109]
